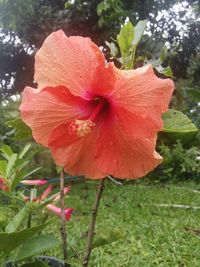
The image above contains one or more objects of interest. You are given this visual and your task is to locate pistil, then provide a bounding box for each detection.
[88,100,105,122]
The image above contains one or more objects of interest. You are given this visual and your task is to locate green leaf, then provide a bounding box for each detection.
[21,167,42,180]
[0,160,7,177]
[159,45,168,62]
[30,188,38,202]
[156,66,173,78]
[6,153,17,178]
[0,220,51,256]
[14,158,29,172]
[5,205,29,233]
[145,45,172,77]
[11,166,41,192]
[132,20,147,46]
[187,89,200,102]
[117,20,147,69]
[10,170,27,192]
[33,195,56,210]
[10,166,41,192]
[15,235,59,262]
[19,144,31,159]
[117,22,134,53]
[105,41,118,57]
[92,229,125,249]
[7,117,32,140]
[0,190,24,204]
[162,109,198,142]
[0,145,13,160]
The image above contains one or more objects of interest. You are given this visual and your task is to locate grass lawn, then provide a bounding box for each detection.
[47,179,200,267]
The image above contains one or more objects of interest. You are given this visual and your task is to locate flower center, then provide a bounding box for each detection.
[68,119,95,137]
[68,98,108,137]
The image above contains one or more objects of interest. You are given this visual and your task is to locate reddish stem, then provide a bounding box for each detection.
[82,178,105,267]
[60,170,68,266]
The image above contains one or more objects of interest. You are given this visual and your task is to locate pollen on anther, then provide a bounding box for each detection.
[68,119,95,137]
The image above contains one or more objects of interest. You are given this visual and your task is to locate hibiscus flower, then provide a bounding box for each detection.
[20,30,174,179]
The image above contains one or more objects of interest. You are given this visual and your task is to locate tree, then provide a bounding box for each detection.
[0,0,199,99]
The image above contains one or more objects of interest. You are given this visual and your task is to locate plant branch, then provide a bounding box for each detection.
[60,169,68,266]
[82,178,105,267]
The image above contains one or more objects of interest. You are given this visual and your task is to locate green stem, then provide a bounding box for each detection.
[131,46,136,69]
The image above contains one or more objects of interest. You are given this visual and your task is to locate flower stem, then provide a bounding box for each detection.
[82,178,105,267]
[60,169,68,266]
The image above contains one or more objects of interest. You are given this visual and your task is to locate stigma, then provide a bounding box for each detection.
[68,119,95,137]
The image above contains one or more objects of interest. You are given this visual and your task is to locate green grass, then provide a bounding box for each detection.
[46,180,200,267]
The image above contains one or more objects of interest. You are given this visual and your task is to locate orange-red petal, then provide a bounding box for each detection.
[19,86,91,146]
[94,119,162,179]
[20,30,174,179]
[47,121,161,179]
[34,30,105,98]
[48,124,105,179]
[103,64,174,135]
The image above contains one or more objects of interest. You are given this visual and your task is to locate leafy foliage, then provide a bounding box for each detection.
[106,20,173,77]
[5,205,29,233]
[116,20,147,69]
[161,109,198,144]
[0,144,41,191]
[0,220,51,256]
[7,117,32,140]
[15,234,59,262]
[158,141,200,181]
[0,0,199,98]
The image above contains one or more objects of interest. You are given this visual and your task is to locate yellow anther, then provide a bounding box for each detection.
[68,119,95,137]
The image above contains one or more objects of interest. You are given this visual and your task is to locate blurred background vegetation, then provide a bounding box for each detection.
[0,0,199,181]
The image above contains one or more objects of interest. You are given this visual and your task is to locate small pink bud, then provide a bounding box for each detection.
[0,177,4,183]
[20,179,47,186]
[0,177,9,191]
[40,185,53,201]
[64,208,74,221]
[46,204,74,221]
